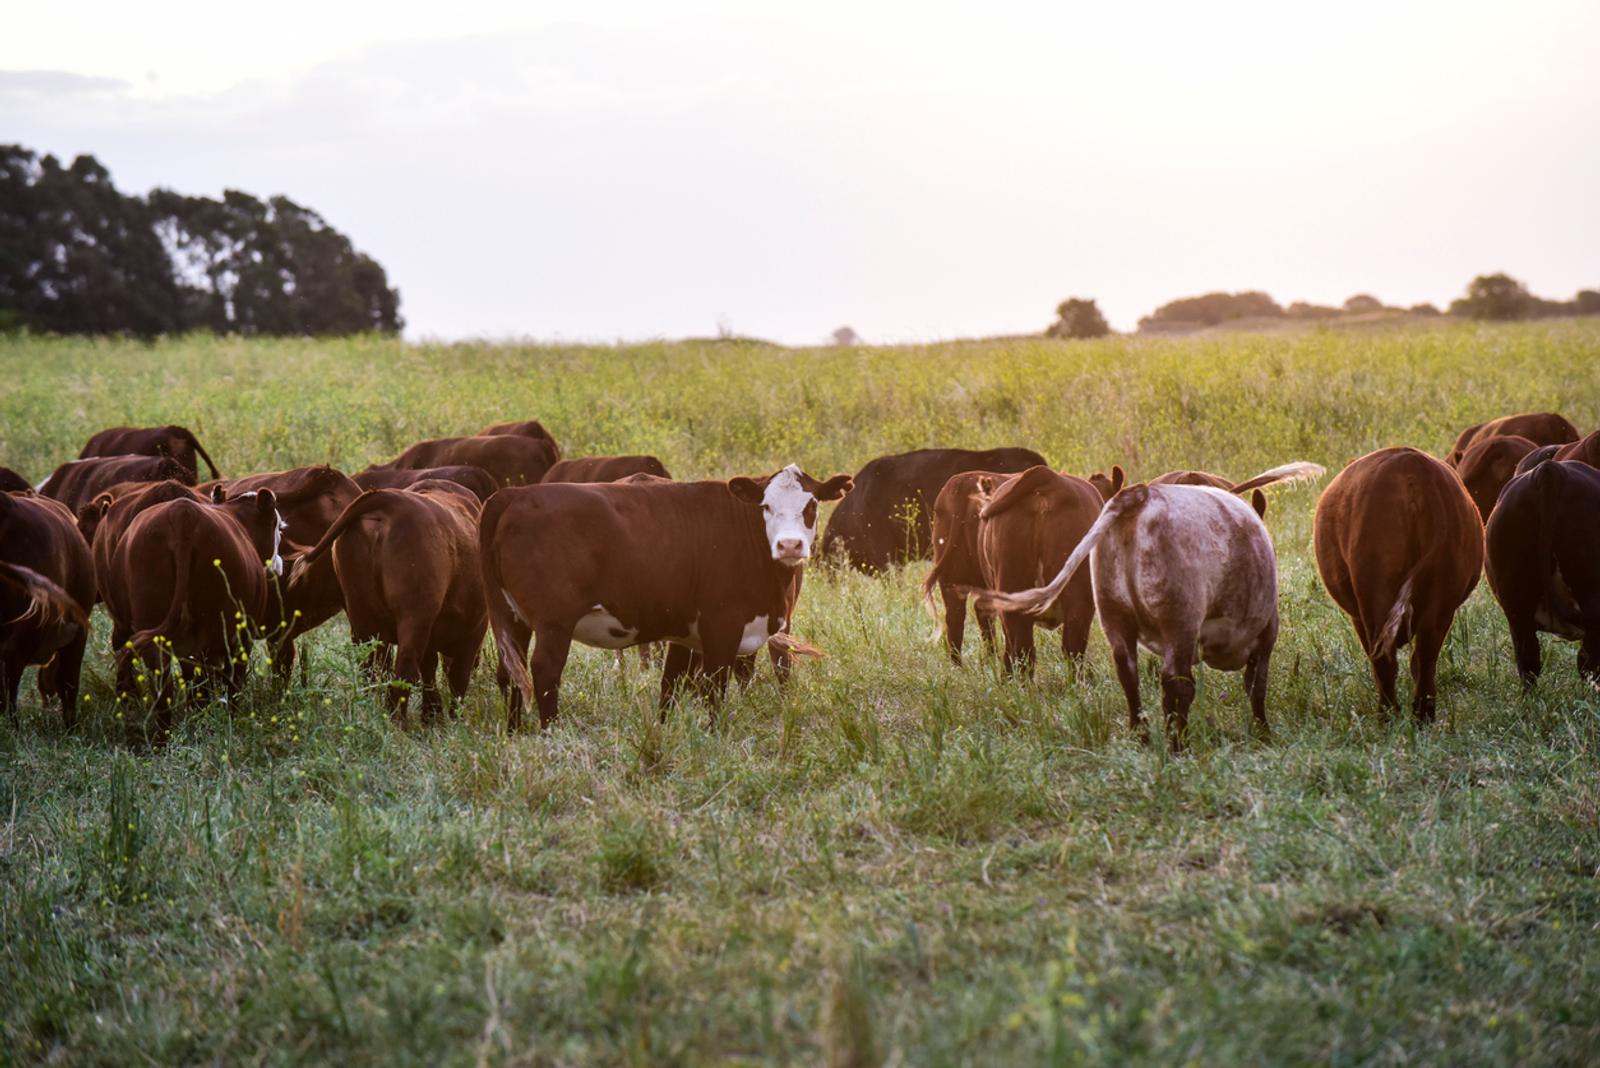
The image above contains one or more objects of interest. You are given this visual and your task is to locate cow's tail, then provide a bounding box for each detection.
[479,491,535,710]
[1372,566,1422,659]
[288,490,397,583]
[181,429,222,480]
[1530,456,1560,586]
[0,562,88,634]
[969,486,1144,617]
[920,553,950,621]
[767,632,826,660]
[1228,461,1325,496]
[129,517,196,655]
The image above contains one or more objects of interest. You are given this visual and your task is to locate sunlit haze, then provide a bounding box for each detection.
[5,0,1596,342]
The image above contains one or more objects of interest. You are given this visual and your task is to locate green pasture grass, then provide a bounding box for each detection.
[1,320,1598,1064]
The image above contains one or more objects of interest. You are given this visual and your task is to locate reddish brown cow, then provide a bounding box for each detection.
[542,455,672,483]
[481,464,851,728]
[1,493,95,723]
[1485,459,1600,685]
[289,482,486,724]
[0,468,30,493]
[375,434,558,487]
[922,471,1007,662]
[973,460,1320,748]
[78,424,221,480]
[1554,430,1600,468]
[1314,447,1482,721]
[40,455,195,514]
[354,464,500,502]
[976,466,1104,674]
[80,481,209,630]
[1447,412,1578,467]
[1455,434,1538,521]
[103,491,286,736]
[203,466,363,678]
[479,419,561,457]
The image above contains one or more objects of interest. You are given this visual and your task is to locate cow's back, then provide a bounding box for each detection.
[823,447,1045,571]
[0,493,94,620]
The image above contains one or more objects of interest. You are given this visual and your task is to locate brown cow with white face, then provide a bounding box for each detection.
[1455,434,1538,521]
[481,464,851,728]
[975,466,1104,675]
[1,492,95,724]
[1446,412,1578,467]
[542,455,672,484]
[289,482,486,724]
[975,462,1321,748]
[201,466,363,679]
[40,455,195,514]
[374,434,558,487]
[78,424,221,480]
[1314,447,1482,722]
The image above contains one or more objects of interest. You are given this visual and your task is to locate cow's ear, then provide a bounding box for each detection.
[1110,465,1125,494]
[728,477,766,504]
[256,488,277,515]
[812,474,853,501]
[210,485,228,503]
[1251,490,1267,519]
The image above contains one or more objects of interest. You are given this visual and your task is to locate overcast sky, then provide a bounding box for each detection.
[5,0,1597,343]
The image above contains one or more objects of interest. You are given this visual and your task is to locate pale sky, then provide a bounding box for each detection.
[4,0,1597,343]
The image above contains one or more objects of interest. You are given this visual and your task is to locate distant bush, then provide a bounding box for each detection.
[1045,298,1111,339]
[1343,294,1384,314]
[1138,290,1282,330]
[1450,273,1533,320]
[1286,301,1341,321]
[1410,303,1442,316]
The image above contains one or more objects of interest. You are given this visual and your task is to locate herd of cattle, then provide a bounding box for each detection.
[0,411,1596,746]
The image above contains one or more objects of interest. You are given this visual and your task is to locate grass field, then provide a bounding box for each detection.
[2,320,1599,1065]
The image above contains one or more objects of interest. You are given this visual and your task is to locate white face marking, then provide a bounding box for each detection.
[573,604,639,650]
[760,464,819,566]
[737,615,773,656]
[270,511,286,575]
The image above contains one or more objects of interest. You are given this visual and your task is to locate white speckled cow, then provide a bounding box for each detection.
[479,464,851,729]
[976,462,1322,748]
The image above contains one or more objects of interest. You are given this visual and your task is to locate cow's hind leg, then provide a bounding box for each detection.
[51,631,89,729]
[1160,642,1198,751]
[940,587,968,664]
[418,649,444,725]
[1409,624,1446,724]
[529,626,573,729]
[1000,612,1036,679]
[658,643,694,716]
[1103,611,1145,744]
[1244,647,1272,740]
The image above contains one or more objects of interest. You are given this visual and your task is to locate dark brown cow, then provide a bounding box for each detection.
[0,468,30,493]
[289,482,486,724]
[375,434,558,487]
[1485,459,1600,685]
[975,466,1103,674]
[542,455,672,483]
[922,471,1006,662]
[354,464,500,502]
[78,424,221,480]
[820,447,1046,571]
[203,466,363,678]
[1554,430,1600,468]
[0,493,95,723]
[974,461,1319,748]
[104,490,285,735]
[1314,447,1482,721]
[479,419,561,457]
[1446,412,1578,467]
[1455,434,1538,521]
[481,464,851,728]
[40,455,195,515]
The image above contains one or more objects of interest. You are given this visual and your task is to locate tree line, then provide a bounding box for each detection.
[1047,274,1600,339]
[0,145,401,338]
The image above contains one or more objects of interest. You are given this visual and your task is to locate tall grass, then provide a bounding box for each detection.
[1,320,1598,1065]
